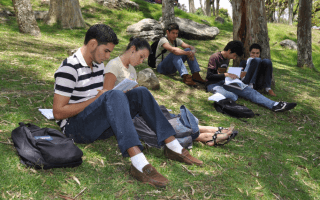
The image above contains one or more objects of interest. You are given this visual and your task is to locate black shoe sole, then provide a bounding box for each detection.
[192,79,206,84]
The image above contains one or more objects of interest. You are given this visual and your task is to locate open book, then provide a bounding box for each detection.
[113,78,137,91]
[224,67,247,90]
[38,109,54,120]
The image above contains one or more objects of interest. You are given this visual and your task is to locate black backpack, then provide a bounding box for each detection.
[213,98,256,119]
[148,37,177,68]
[11,122,83,169]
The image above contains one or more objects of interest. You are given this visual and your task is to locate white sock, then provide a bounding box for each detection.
[248,83,253,88]
[166,139,183,154]
[265,88,271,92]
[130,153,149,173]
[273,102,279,107]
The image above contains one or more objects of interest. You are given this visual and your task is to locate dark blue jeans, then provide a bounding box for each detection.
[156,48,200,77]
[241,58,273,88]
[64,87,176,157]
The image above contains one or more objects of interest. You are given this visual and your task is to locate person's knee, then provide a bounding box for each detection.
[134,86,149,94]
[128,86,152,98]
[102,90,126,102]
[262,59,272,66]
[184,48,191,51]
[252,58,261,64]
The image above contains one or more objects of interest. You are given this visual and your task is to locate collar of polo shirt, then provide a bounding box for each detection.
[75,48,98,68]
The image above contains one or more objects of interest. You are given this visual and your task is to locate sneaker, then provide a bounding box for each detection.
[130,164,169,188]
[267,89,276,96]
[272,101,297,112]
[182,74,196,86]
[164,146,203,166]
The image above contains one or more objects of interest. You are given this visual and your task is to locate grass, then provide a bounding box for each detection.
[1,0,320,199]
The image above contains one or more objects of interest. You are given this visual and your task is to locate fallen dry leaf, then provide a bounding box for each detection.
[72,176,81,185]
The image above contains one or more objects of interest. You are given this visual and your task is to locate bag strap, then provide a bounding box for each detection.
[156,37,177,61]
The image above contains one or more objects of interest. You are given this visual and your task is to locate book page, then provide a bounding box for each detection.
[113,78,137,91]
[38,109,54,120]
[224,77,246,90]
[227,67,242,78]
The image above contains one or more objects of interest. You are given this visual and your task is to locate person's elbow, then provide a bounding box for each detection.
[53,109,63,120]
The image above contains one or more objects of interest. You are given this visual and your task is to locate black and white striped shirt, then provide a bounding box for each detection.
[54,48,104,130]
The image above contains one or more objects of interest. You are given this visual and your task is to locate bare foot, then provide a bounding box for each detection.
[195,132,230,146]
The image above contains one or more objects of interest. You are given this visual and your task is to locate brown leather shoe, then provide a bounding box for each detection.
[192,72,206,84]
[267,89,276,96]
[130,164,169,188]
[182,74,196,86]
[164,146,203,166]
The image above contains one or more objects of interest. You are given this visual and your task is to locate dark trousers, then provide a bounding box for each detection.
[241,58,273,89]
[64,87,176,157]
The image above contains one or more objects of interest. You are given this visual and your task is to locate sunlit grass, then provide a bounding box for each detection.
[0,0,319,199]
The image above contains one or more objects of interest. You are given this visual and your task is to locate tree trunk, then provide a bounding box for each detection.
[277,5,281,23]
[205,0,211,16]
[212,0,215,16]
[199,0,205,15]
[216,0,220,17]
[44,0,85,29]
[297,0,314,68]
[288,0,294,25]
[189,0,195,13]
[232,0,271,65]
[162,0,175,32]
[12,0,41,36]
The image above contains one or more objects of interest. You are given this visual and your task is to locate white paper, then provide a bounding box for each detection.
[224,77,247,90]
[38,109,54,120]
[113,78,138,91]
[227,67,242,77]
[208,93,226,102]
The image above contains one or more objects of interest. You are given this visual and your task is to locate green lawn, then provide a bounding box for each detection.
[0,0,320,199]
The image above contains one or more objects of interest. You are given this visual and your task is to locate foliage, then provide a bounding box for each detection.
[218,8,231,22]
[195,7,204,16]
[0,0,320,199]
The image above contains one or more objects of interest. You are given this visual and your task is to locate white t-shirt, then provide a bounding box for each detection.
[155,37,183,67]
[104,56,137,86]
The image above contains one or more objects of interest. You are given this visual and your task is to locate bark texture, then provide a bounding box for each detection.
[205,0,211,16]
[216,0,220,16]
[189,0,195,13]
[297,0,314,68]
[44,0,85,29]
[12,0,41,36]
[288,0,293,25]
[232,0,270,66]
[212,0,215,16]
[162,0,175,31]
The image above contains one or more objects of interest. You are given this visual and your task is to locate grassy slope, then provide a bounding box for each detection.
[0,0,320,199]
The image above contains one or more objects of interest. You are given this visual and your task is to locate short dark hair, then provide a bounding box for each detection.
[84,24,119,46]
[249,43,262,53]
[224,40,244,57]
[126,37,151,53]
[167,23,179,32]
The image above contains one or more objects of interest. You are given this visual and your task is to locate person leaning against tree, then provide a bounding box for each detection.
[239,43,276,96]
[52,24,203,188]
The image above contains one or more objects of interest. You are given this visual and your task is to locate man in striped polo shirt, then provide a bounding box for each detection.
[53,24,202,188]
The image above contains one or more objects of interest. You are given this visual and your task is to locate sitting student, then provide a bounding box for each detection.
[205,40,297,112]
[155,22,206,86]
[53,24,203,188]
[239,43,276,96]
[104,37,237,146]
